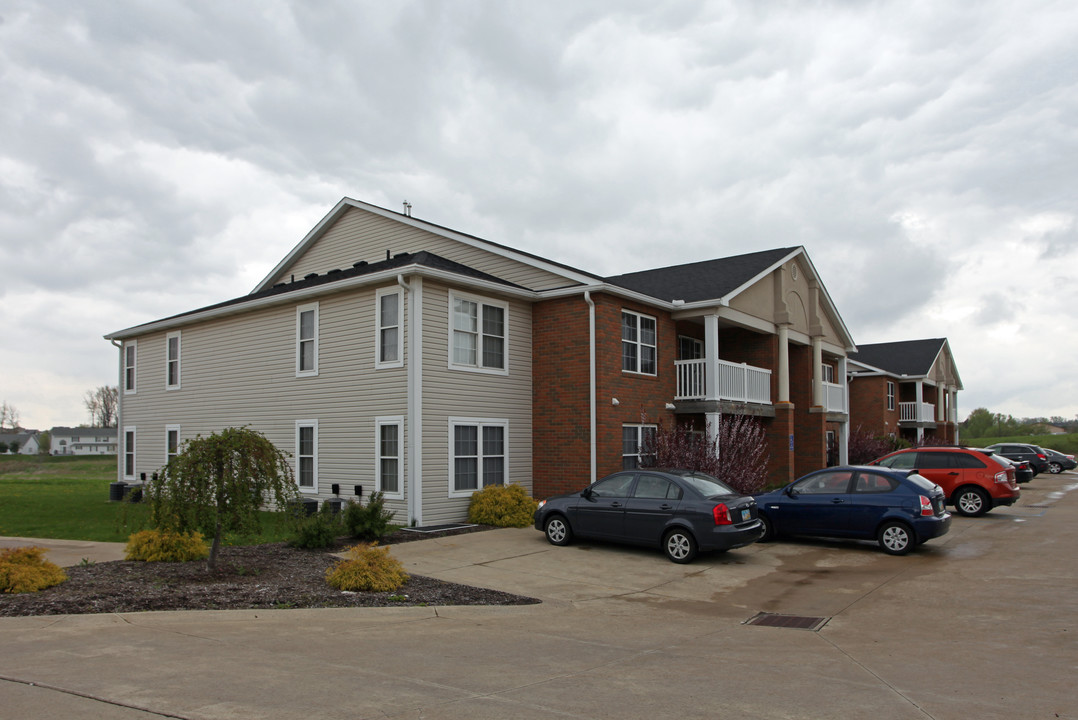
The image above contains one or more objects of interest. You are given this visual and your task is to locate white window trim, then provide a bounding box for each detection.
[448,417,509,498]
[677,335,703,361]
[448,291,509,376]
[165,424,180,465]
[296,303,319,377]
[166,331,181,390]
[123,426,136,480]
[295,420,318,494]
[375,288,404,369]
[375,416,405,499]
[124,341,137,395]
[887,381,896,411]
[822,364,835,383]
[622,310,658,376]
[622,423,658,469]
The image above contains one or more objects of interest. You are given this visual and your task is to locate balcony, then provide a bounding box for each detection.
[823,381,845,413]
[899,401,936,423]
[675,358,772,405]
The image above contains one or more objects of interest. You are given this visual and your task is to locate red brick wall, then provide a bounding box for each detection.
[849,376,900,434]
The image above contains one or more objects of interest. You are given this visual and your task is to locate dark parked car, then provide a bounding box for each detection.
[534,469,764,563]
[994,455,1034,483]
[754,467,951,555]
[871,446,1020,516]
[985,443,1051,475]
[1044,448,1077,474]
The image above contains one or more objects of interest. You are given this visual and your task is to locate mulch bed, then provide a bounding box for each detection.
[0,526,539,617]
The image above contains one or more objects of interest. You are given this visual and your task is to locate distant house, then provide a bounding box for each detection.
[105,197,858,524]
[50,427,118,455]
[0,431,41,455]
[847,338,962,444]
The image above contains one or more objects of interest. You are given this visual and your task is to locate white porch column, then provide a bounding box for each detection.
[936,385,945,422]
[777,324,790,403]
[706,411,722,457]
[811,336,823,407]
[704,314,720,402]
[914,380,924,442]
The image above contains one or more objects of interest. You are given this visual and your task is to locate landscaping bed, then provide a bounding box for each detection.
[0,526,539,617]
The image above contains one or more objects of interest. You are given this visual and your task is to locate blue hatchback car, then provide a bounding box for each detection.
[754,466,951,555]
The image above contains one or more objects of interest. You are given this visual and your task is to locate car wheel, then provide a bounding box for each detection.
[1049,462,1062,474]
[954,487,989,517]
[663,528,698,564]
[759,514,776,542]
[544,515,572,546]
[877,521,914,556]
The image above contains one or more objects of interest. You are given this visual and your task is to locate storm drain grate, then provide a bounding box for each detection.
[743,612,830,632]
[401,523,477,534]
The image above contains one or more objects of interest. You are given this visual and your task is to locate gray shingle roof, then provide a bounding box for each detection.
[848,338,947,376]
[604,247,798,303]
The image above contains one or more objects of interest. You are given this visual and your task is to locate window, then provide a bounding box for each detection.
[795,470,853,494]
[166,332,181,389]
[677,336,703,361]
[450,419,507,496]
[854,473,897,493]
[590,473,635,498]
[124,341,137,394]
[123,427,136,480]
[296,304,319,376]
[296,421,318,492]
[622,424,657,469]
[622,311,657,374]
[877,451,916,470]
[886,381,895,411]
[165,425,180,465]
[633,474,682,500]
[376,289,403,368]
[450,293,507,372]
[376,417,403,497]
[822,364,835,383]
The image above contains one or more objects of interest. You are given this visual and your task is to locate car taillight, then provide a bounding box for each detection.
[993,471,1007,484]
[713,503,733,525]
[1037,453,1046,460]
[919,495,934,516]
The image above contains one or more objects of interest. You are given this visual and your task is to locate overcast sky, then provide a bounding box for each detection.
[2,0,1076,430]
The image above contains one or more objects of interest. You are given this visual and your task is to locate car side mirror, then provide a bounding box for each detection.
[581,486,593,499]
[785,486,798,497]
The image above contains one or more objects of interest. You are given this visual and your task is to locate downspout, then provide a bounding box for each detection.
[110,339,123,483]
[584,291,596,485]
[397,274,422,526]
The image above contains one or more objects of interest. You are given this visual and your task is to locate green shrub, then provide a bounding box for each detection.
[125,529,209,562]
[288,505,343,549]
[343,491,396,541]
[326,543,409,592]
[467,483,538,527]
[0,546,68,593]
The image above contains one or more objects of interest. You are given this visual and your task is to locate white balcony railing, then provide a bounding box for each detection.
[899,401,936,423]
[674,358,772,405]
[823,381,846,413]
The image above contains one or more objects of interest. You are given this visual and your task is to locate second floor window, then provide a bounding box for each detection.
[887,381,896,411]
[124,342,137,393]
[376,289,403,367]
[451,293,507,372]
[166,332,181,389]
[297,304,319,376]
[822,364,834,383]
[622,311,657,375]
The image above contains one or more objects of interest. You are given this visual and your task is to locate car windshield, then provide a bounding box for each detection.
[677,472,736,498]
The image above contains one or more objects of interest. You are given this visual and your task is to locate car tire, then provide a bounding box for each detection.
[954,487,990,517]
[544,515,572,546]
[1049,462,1062,474]
[877,521,914,556]
[663,528,698,564]
[759,514,776,543]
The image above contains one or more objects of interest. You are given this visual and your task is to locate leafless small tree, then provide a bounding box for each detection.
[84,386,119,427]
[0,401,20,431]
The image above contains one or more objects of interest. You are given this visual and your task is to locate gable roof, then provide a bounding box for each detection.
[605,247,799,303]
[848,339,962,389]
[107,250,528,340]
[253,197,602,293]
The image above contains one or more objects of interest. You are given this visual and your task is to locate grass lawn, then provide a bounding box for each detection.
[961,432,1078,455]
[0,455,294,544]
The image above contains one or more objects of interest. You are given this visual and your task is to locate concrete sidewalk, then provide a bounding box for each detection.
[0,536,127,567]
[2,473,1077,719]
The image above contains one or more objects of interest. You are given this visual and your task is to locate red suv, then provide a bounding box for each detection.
[871,447,1020,517]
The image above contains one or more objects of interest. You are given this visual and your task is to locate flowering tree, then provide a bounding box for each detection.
[643,412,770,494]
[847,425,902,465]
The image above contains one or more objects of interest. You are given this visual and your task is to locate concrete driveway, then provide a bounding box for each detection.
[2,473,1077,719]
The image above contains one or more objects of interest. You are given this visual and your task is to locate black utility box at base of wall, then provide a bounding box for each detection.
[324,497,346,514]
[289,497,319,516]
[109,482,127,502]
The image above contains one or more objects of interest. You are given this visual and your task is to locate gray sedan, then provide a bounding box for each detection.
[534,469,764,563]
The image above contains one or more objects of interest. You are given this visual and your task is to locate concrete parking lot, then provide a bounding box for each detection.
[2,473,1076,719]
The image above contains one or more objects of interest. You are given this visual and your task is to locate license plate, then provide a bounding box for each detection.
[741,509,751,522]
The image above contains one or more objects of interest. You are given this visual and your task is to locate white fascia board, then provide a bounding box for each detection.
[538,283,681,309]
[251,197,601,294]
[106,265,538,341]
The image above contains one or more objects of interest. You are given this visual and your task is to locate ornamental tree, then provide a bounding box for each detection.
[642,412,769,494]
[146,427,297,570]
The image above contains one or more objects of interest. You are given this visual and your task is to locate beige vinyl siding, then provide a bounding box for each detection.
[117,284,411,519]
[279,207,574,292]
[417,280,533,525]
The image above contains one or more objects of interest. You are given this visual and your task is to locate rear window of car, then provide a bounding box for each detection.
[677,472,736,497]
[948,452,986,469]
[906,473,939,493]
